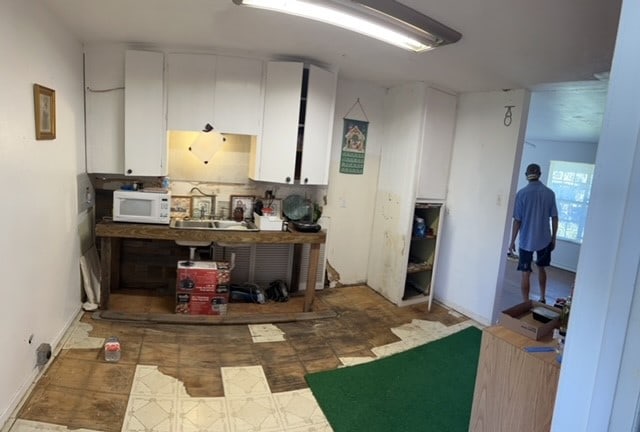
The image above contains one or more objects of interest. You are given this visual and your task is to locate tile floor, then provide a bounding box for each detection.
[6,286,477,432]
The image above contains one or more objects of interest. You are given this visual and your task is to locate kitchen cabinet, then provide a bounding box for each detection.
[124,49,167,176]
[166,53,264,135]
[249,61,337,185]
[85,45,125,174]
[469,326,560,432]
[416,88,457,200]
[367,82,455,308]
[166,53,216,132]
[404,202,443,310]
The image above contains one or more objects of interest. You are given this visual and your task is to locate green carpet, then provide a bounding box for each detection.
[305,326,482,432]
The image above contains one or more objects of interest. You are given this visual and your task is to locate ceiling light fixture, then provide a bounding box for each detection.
[232,0,462,52]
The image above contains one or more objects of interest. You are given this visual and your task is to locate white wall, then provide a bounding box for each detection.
[323,78,385,285]
[518,138,598,271]
[434,90,530,325]
[0,0,85,426]
[552,0,640,428]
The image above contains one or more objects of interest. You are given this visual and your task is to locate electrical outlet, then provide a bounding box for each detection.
[77,173,95,214]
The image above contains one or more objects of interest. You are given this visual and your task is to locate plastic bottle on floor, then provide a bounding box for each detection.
[104,336,121,362]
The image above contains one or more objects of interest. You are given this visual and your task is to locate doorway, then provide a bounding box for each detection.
[495,80,608,313]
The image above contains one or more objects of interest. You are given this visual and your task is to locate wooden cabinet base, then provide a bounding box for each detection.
[469,326,560,432]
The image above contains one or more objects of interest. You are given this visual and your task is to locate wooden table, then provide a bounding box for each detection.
[95,221,326,314]
[469,325,561,432]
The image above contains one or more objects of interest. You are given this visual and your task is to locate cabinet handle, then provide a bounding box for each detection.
[285,176,291,183]
[126,169,133,174]
[304,177,309,184]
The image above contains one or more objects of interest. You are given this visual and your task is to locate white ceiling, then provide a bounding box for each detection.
[41,0,621,142]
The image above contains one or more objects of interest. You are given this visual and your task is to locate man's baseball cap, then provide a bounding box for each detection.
[526,163,541,180]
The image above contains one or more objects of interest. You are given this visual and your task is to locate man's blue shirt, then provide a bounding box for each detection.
[513,181,558,252]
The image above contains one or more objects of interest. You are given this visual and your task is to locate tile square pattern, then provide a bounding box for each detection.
[248,324,286,343]
[117,364,331,432]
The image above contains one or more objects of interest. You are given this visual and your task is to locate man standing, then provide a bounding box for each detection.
[509,163,559,303]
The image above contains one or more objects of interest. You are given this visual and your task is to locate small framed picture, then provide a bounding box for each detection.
[191,196,214,219]
[263,198,282,218]
[33,84,56,140]
[170,196,191,219]
[229,195,254,220]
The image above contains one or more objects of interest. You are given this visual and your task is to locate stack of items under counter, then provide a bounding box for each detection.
[175,261,230,315]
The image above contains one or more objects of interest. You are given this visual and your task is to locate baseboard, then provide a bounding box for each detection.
[0,306,83,431]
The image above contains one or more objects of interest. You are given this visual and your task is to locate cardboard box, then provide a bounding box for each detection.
[500,300,562,340]
[175,261,231,314]
[177,261,218,291]
[175,292,229,315]
[253,212,284,231]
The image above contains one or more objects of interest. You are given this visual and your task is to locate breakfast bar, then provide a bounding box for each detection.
[95,221,327,319]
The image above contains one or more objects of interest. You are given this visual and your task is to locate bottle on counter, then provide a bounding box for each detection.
[104,336,121,362]
[161,176,170,190]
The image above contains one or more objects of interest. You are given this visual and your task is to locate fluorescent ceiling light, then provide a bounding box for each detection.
[233,0,462,53]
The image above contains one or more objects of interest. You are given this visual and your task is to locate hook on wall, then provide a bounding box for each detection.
[504,105,515,127]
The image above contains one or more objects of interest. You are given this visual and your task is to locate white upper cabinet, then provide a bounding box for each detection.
[416,88,457,200]
[166,53,263,135]
[251,61,303,184]
[124,50,167,176]
[85,45,125,174]
[250,61,337,185]
[166,53,216,132]
[213,56,264,136]
[300,65,338,185]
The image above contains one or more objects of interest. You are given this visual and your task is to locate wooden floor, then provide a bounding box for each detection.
[13,285,471,432]
[497,257,576,312]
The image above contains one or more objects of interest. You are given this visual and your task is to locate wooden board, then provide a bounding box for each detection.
[469,326,560,432]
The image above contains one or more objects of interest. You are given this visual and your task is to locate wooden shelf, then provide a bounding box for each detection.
[407,262,433,273]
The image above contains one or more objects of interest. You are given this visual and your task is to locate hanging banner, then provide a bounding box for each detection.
[339,119,368,175]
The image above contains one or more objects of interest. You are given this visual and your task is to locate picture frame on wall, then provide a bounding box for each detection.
[33,84,56,140]
[191,196,214,219]
[229,195,254,220]
[170,196,191,219]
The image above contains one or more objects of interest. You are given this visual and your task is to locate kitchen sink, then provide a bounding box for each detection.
[170,219,259,231]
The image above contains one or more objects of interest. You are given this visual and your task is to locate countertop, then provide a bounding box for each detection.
[95,220,326,244]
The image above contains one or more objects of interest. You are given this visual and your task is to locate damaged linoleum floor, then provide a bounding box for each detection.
[7,285,478,432]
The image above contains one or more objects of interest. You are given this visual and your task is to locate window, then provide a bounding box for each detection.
[547,160,595,244]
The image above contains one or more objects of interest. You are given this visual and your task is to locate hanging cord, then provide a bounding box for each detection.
[86,86,124,93]
[343,98,369,121]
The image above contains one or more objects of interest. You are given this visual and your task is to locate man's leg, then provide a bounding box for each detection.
[517,249,534,302]
[521,271,532,302]
[538,266,547,303]
[535,243,553,303]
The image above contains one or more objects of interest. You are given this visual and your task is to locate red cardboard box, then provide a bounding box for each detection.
[175,293,229,315]
[177,261,218,292]
[175,261,231,314]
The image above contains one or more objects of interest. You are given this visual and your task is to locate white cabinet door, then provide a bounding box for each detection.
[213,56,264,136]
[300,65,337,185]
[251,61,303,184]
[85,45,125,174]
[124,50,167,176]
[166,53,216,132]
[416,88,457,200]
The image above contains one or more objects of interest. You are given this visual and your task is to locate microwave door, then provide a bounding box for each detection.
[120,198,153,218]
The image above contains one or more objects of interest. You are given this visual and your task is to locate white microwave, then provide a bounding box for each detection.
[113,190,171,224]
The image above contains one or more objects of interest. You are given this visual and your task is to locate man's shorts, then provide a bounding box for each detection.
[517,243,553,272]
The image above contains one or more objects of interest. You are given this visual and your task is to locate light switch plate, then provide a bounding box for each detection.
[77,173,95,214]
